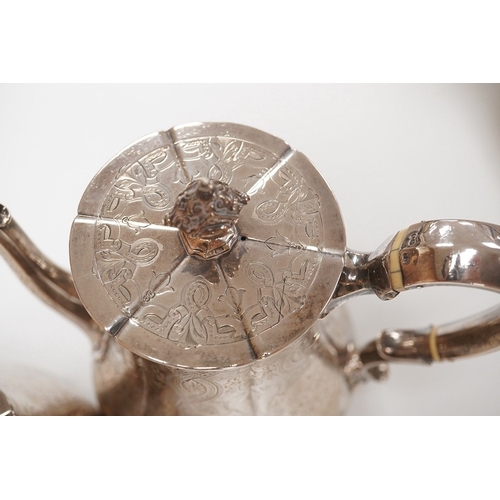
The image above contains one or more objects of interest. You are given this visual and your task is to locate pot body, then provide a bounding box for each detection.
[94,307,352,416]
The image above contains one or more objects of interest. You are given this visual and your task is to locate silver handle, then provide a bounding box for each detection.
[331,220,500,368]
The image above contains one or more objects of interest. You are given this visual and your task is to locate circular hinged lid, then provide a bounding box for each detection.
[70,123,346,368]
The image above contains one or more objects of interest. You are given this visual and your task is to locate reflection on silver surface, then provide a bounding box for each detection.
[1,123,500,415]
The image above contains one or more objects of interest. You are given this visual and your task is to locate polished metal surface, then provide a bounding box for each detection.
[70,123,345,370]
[333,219,500,304]
[353,220,500,367]
[2,122,500,415]
[0,204,11,229]
[0,207,104,347]
[94,307,351,415]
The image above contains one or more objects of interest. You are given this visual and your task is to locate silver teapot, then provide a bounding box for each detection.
[2,122,500,415]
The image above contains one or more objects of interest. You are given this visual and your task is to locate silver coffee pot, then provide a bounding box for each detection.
[2,122,500,415]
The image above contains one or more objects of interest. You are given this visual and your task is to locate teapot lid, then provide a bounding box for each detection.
[70,123,345,368]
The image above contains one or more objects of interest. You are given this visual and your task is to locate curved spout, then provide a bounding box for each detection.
[0,204,104,346]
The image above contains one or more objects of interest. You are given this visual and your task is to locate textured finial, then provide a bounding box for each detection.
[167,178,249,260]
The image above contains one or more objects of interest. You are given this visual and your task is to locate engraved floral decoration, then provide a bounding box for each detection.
[178,137,267,185]
[138,278,242,345]
[92,133,328,349]
[103,146,186,217]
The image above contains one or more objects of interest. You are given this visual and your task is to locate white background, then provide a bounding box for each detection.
[1,83,500,415]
